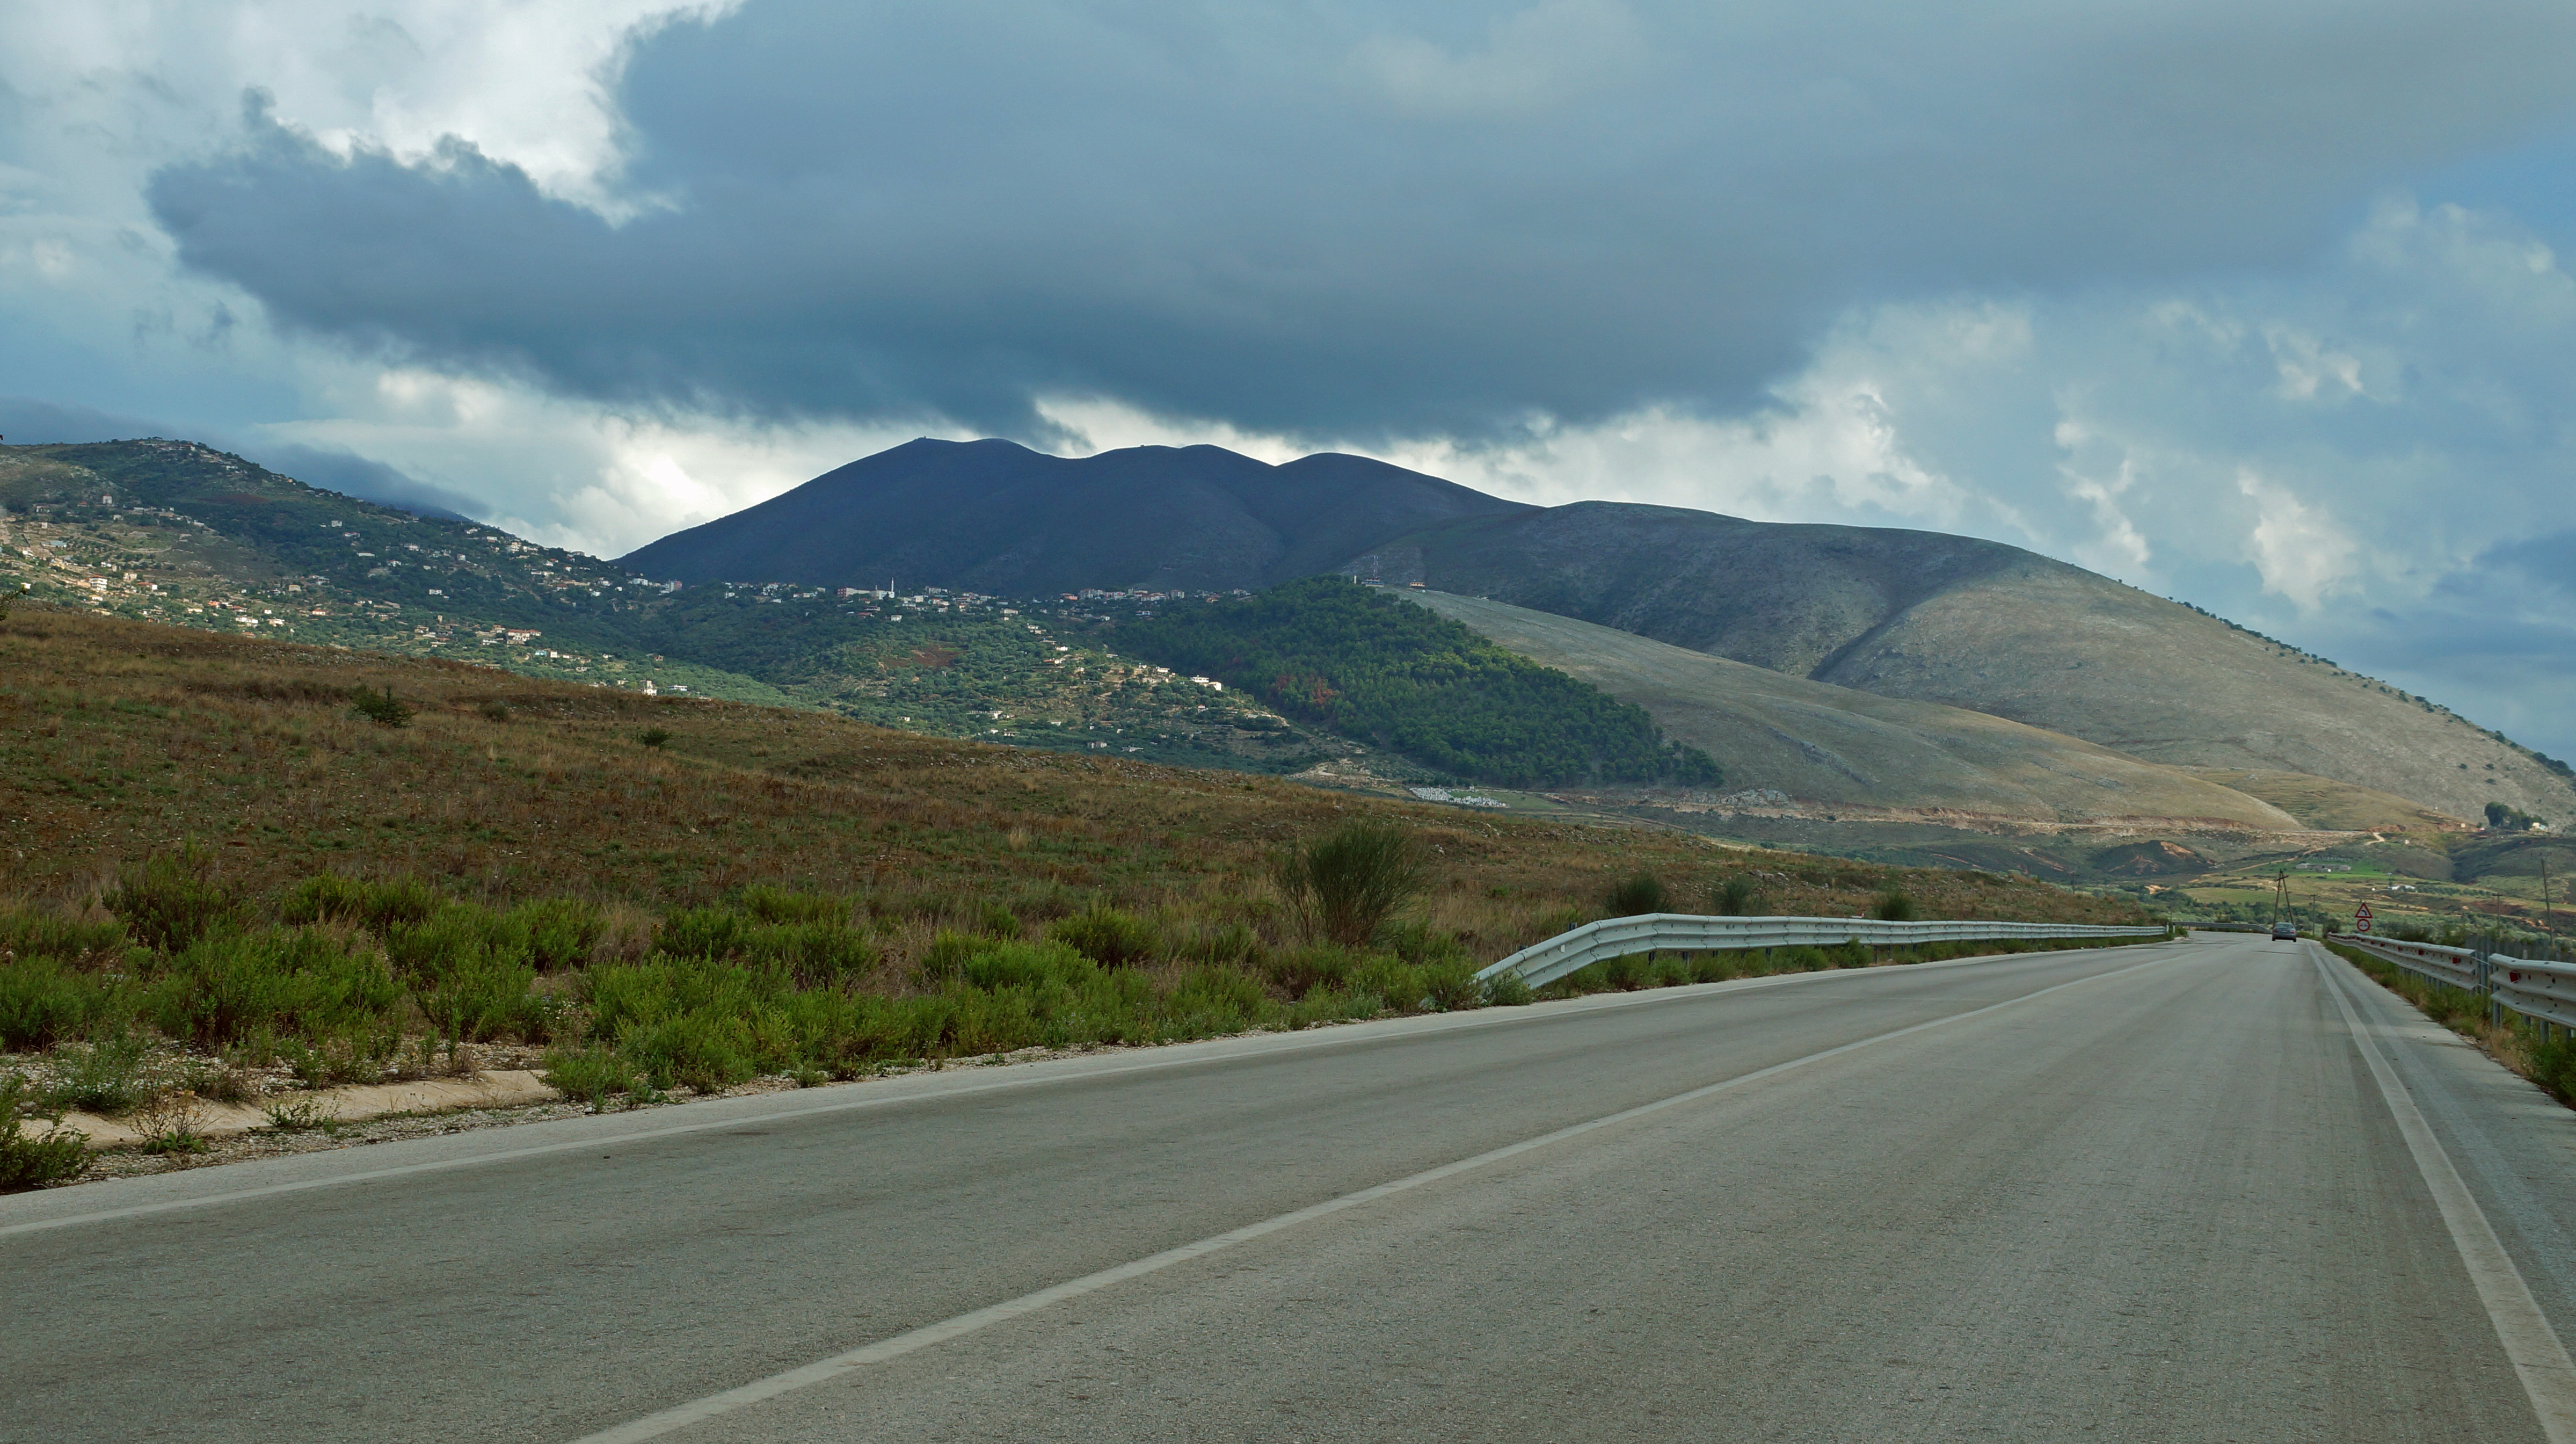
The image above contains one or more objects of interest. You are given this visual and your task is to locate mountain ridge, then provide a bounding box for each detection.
[618,438,1532,595]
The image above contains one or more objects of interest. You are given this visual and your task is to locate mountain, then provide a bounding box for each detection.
[618,438,1531,596]
[1396,590,2298,829]
[1351,503,2576,825]
[21,433,2571,833]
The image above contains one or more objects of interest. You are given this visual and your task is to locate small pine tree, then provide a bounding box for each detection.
[350,686,414,728]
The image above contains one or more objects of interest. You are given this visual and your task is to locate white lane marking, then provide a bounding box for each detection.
[1,941,2178,1240]
[566,949,2189,1443]
[2313,950,2576,1443]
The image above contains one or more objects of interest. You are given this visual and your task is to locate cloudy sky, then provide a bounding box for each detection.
[7,1,2576,756]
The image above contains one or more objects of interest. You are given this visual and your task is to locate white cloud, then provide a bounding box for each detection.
[258,366,933,555]
[2236,467,2360,609]
[0,2,719,207]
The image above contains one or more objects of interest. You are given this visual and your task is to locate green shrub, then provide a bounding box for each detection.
[1600,953,1652,990]
[0,1074,85,1191]
[384,902,519,981]
[1181,919,1264,968]
[1275,821,1430,947]
[0,957,133,1050]
[41,1030,152,1114]
[104,848,243,952]
[1050,906,1159,967]
[274,1020,402,1087]
[1711,875,1765,917]
[281,874,442,934]
[542,1044,648,1109]
[743,921,879,985]
[655,906,750,960]
[737,886,847,926]
[419,955,547,1042]
[1264,944,1355,998]
[1414,964,1487,1012]
[511,897,603,971]
[2530,1036,2576,1102]
[147,927,405,1047]
[1482,970,1534,1006]
[638,726,672,749]
[979,903,1024,939]
[654,905,875,984]
[350,686,413,728]
[1607,872,1668,916]
[959,939,1097,992]
[1167,966,1269,1031]
[1869,888,1919,922]
[0,904,127,964]
[918,928,981,982]
[619,1010,762,1093]
[1377,919,1469,966]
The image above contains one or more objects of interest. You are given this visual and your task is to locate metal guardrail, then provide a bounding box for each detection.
[2332,934,2483,990]
[1474,913,2170,990]
[2331,933,2576,1037]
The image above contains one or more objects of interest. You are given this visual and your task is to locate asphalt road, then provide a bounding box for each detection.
[8,933,2575,1442]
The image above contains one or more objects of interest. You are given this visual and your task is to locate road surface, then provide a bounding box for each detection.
[7,933,2575,1442]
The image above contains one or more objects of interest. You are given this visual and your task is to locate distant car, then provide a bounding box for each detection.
[2271,923,2298,941]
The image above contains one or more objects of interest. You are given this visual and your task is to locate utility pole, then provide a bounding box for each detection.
[2544,856,2557,961]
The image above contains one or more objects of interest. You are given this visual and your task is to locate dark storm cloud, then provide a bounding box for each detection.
[2481,529,2576,598]
[0,396,165,444]
[144,0,2576,441]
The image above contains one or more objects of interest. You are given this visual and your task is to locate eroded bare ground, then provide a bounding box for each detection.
[21,1041,1163,1188]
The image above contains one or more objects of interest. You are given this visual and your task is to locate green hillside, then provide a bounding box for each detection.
[1115,577,1723,788]
[0,441,1395,774]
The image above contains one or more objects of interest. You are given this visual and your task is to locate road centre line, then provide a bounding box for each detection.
[1,940,2179,1240]
[2313,950,2576,1442]
[565,949,2187,1444]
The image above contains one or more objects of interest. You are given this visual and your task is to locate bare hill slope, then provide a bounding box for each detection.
[1364,505,2575,824]
[1399,590,2300,829]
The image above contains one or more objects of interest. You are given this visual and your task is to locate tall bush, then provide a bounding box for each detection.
[103,848,243,952]
[1607,872,1668,916]
[1711,875,1765,917]
[1275,821,1430,947]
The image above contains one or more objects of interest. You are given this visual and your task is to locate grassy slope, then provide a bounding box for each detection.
[0,606,2148,937]
[1400,589,2298,828]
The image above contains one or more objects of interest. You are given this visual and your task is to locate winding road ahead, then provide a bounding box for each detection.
[9,933,2576,1442]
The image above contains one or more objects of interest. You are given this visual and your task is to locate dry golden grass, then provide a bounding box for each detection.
[0,604,2143,963]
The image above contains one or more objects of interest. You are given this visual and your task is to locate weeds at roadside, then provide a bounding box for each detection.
[1,1072,87,1190]
[41,1031,153,1114]
[131,1089,210,1156]
[261,1096,338,1132]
